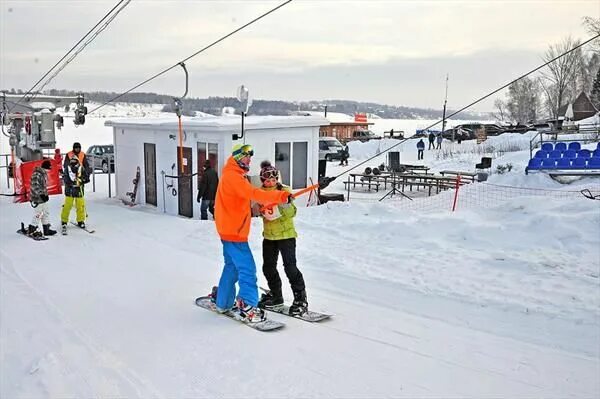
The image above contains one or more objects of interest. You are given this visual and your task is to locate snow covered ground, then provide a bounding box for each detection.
[1,108,599,398]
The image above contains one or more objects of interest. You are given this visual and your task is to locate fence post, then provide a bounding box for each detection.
[161,171,166,213]
[108,166,112,198]
[452,175,461,212]
[92,164,96,192]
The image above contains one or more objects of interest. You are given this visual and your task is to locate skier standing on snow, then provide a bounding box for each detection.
[210,144,292,323]
[26,160,57,237]
[60,142,91,233]
[256,161,308,316]
[197,159,219,220]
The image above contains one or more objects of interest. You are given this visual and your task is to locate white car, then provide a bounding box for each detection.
[319,137,344,161]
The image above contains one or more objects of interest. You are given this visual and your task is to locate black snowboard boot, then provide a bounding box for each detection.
[27,224,42,238]
[77,221,86,229]
[43,224,57,236]
[258,291,284,310]
[61,222,67,235]
[289,290,308,316]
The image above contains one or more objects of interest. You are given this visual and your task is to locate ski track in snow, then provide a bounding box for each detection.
[0,250,166,398]
[1,113,600,397]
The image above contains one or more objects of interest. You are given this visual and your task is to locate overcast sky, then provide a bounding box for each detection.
[1,0,598,112]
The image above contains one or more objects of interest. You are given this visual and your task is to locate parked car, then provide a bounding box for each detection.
[319,137,344,161]
[350,130,380,142]
[86,144,115,173]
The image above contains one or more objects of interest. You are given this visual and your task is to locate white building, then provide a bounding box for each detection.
[105,115,328,218]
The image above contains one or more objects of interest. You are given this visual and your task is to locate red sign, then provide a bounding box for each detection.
[354,113,367,123]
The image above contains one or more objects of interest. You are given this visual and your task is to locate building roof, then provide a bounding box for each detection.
[104,115,329,131]
[557,92,598,121]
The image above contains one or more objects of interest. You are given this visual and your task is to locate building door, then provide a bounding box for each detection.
[144,143,157,206]
[177,146,193,218]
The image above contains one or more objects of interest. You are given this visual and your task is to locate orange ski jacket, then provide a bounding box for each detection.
[215,156,289,242]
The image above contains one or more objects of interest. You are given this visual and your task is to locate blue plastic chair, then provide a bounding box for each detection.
[593,149,600,158]
[541,143,553,152]
[572,158,587,168]
[556,158,571,169]
[568,142,581,151]
[541,159,556,169]
[527,158,542,170]
[554,142,567,152]
[534,150,548,159]
[549,150,562,159]
[589,158,600,169]
[578,149,592,158]
[597,142,600,150]
[563,150,576,159]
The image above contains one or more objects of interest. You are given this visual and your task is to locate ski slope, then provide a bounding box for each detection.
[1,110,599,398]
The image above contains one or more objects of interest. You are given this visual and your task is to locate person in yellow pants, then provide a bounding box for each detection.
[61,142,91,234]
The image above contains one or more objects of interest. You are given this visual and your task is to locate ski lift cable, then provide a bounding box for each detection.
[87,0,293,115]
[35,0,132,96]
[332,33,600,181]
[8,0,129,112]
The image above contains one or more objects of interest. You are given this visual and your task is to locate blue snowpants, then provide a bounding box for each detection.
[216,241,259,309]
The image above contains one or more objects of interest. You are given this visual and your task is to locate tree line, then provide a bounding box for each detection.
[493,17,600,124]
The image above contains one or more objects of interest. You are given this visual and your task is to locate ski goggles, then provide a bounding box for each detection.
[232,144,254,160]
[260,168,279,181]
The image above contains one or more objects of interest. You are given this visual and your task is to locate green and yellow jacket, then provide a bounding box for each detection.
[261,185,297,241]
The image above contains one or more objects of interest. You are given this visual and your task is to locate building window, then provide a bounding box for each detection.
[275,141,308,189]
[293,142,307,189]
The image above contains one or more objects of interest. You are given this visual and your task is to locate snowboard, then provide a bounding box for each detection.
[194,296,285,332]
[16,223,48,241]
[259,288,332,322]
[70,222,95,234]
[123,166,140,206]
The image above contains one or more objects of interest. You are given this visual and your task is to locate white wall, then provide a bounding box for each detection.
[114,123,319,216]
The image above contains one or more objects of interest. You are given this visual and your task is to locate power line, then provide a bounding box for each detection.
[88,0,293,115]
[8,0,129,111]
[333,33,600,181]
[36,0,132,96]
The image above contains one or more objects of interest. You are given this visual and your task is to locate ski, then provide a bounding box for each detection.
[70,222,96,234]
[195,296,285,332]
[16,223,48,241]
[259,288,332,322]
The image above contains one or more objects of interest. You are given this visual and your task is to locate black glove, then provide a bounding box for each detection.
[286,192,294,204]
[197,192,201,203]
[276,183,284,191]
[40,194,49,203]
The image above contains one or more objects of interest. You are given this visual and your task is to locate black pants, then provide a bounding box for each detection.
[262,238,305,297]
[428,141,434,150]
[417,149,424,160]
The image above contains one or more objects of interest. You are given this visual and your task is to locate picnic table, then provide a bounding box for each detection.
[393,174,469,196]
[439,170,478,182]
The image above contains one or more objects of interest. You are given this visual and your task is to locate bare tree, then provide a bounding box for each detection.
[504,77,541,123]
[582,16,600,54]
[492,99,508,123]
[541,37,582,119]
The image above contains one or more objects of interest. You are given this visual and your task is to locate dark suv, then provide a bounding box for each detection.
[86,144,115,173]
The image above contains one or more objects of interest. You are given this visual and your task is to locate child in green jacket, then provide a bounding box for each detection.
[257,161,308,315]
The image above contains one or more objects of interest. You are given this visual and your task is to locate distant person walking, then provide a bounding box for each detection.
[428,131,435,150]
[417,139,425,160]
[436,134,443,149]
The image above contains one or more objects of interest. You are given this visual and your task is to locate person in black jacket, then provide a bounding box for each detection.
[60,142,91,233]
[197,159,219,220]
